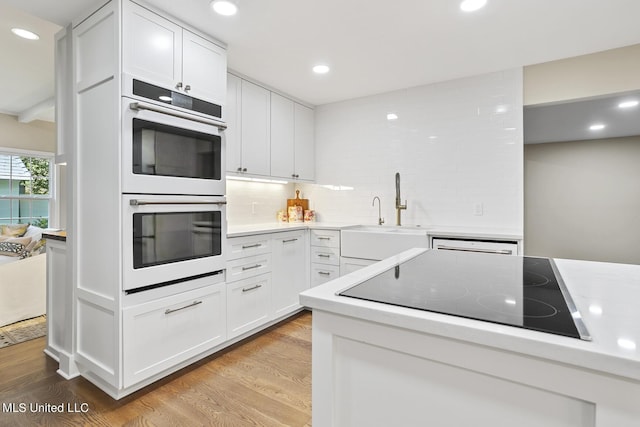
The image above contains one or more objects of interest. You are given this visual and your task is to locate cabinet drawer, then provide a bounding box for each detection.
[310,229,340,248]
[227,235,271,260]
[123,283,226,387]
[311,263,340,287]
[226,253,272,282]
[311,246,340,266]
[227,273,272,339]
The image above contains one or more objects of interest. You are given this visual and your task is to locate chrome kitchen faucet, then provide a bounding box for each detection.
[395,172,407,226]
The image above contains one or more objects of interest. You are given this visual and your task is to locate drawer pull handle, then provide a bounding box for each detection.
[282,238,298,243]
[318,271,331,276]
[242,264,262,271]
[318,254,331,258]
[165,300,202,315]
[241,243,262,249]
[242,284,263,292]
[317,237,332,240]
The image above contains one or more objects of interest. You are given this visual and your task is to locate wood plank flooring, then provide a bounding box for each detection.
[0,311,312,427]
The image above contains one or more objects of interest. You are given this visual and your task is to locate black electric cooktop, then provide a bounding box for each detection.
[339,250,590,340]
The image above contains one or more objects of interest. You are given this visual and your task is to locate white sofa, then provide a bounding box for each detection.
[0,226,47,327]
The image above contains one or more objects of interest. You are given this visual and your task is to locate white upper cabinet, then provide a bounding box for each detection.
[240,80,271,176]
[294,103,315,181]
[182,31,226,105]
[225,73,242,174]
[271,95,315,181]
[123,1,226,105]
[226,72,315,181]
[270,93,295,179]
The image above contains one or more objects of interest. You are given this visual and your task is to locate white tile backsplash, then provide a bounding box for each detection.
[298,68,523,230]
[226,180,295,225]
[228,69,523,230]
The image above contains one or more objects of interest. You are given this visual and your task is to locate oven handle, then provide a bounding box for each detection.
[129,101,228,130]
[130,199,227,206]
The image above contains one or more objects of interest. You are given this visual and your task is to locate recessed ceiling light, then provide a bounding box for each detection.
[589,123,606,131]
[495,105,507,114]
[211,0,238,16]
[460,0,487,12]
[618,100,639,109]
[11,28,40,40]
[313,64,330,74]
[387,113,398,121]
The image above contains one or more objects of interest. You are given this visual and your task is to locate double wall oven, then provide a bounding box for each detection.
[122,75,227,292]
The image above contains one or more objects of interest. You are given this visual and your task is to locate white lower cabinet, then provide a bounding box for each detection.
[122,282,226,387]
[225,230,309,340]
[340,257,377,275]
[310,229,341,286]
[311,263,340,287]
[271,230,309,317]
[227,273,272,339]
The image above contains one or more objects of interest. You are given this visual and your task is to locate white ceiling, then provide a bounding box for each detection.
[3,0,640,123]
[524,91,640,144]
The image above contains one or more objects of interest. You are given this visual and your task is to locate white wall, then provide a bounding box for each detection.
[524,136,640,264]
[0,113,55,152]
[298,69,523,231]
[524,44,640,106]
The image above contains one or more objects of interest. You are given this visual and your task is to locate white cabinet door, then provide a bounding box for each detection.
[271,231,309,317]
[182,30,226,105]
[122,283,226,387]
[123,1,182,90]
[270,93,295,179]
[227,273,272,339]
[340,257,376,275]
[241,80,271,176]
[294,103,315,181]
[225,73,242,173]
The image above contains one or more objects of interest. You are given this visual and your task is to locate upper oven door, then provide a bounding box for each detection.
[122,97,226,196]
[122,194,227,291]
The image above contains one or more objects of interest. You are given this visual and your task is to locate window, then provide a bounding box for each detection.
[0,152,53,228]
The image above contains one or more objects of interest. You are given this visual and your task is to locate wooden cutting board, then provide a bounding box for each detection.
[287,190,309,211]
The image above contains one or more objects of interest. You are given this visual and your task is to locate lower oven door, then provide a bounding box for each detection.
[123,194,227,291]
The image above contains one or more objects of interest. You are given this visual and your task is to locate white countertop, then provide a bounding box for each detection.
[228,222,523,240]
[227,221,357,237]
[300,248,640,382]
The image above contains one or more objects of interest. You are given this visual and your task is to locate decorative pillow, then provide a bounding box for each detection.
[1,223,29,238]
[23,238,46,258]
[0,236,32,257]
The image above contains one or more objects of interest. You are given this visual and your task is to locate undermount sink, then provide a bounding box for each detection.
[341,225,430,261]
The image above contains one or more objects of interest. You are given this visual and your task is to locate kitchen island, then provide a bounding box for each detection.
[300,248,640,427]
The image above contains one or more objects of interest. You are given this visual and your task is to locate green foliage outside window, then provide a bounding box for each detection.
[20,156,50,196]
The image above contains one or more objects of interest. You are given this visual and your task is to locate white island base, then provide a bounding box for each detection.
[302,249,640,427]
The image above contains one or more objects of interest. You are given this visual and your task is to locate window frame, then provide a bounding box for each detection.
[0,147,55,226]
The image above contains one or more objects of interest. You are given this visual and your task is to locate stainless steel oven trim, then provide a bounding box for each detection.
[549,258,592,341]
[129,101,227,130]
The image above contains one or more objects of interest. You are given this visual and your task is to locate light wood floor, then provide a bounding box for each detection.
[0,311,312,427]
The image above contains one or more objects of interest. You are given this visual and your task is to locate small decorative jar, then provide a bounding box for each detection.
[277,209,288,223]
[288,206,303,223]
[304,210,316,222]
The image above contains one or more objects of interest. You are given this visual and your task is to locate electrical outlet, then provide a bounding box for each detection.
[474,202,483,216]
[251,202,257,215]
